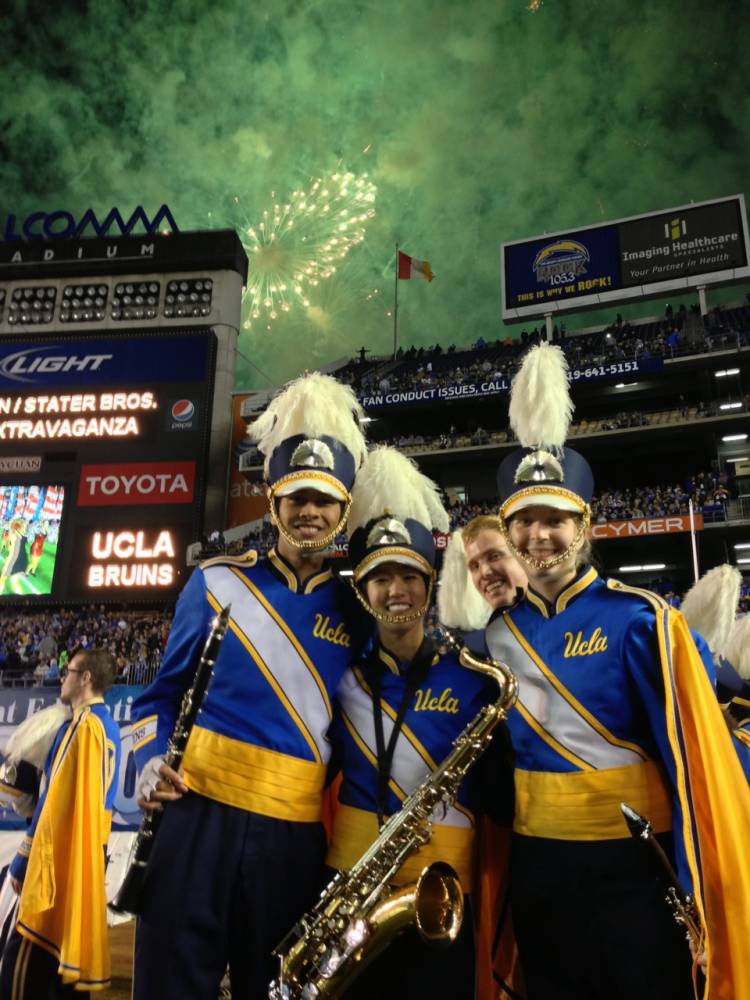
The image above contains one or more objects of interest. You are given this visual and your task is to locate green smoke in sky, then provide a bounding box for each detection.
[2,0,748,388]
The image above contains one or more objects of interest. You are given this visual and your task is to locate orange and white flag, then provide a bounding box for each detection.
[398,250,434,282]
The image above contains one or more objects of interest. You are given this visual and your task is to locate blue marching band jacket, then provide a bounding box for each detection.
[486,568,714,880]
[132,549,355,824]
[326,642,504,892]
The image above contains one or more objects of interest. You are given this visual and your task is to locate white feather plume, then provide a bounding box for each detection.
[681,564,741,655]
[437,530,491,630]
[722,614,750,680]
[4,703,71,770]
[248,372,367,476]
[508,344,573,450]
[348,446,449,536]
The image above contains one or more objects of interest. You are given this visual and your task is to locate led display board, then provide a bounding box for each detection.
[0,329,216,603]
[501,194,750,320]
[0,483,65,596]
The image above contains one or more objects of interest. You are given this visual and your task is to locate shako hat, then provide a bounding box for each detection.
[497,344,593,522]
[248,372,367,549]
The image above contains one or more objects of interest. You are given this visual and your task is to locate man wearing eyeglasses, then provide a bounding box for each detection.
[0,648,121,998]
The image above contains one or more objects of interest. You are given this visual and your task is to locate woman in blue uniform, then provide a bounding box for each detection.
[485,344,750,1000]
[326,446,513,999]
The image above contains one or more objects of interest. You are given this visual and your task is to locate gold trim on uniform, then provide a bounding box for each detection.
[206,590,323,764]
[340,710,407,802]
[268,548,298,592]
[326,803,476,891]
[525,590,550,618]
[514,700,594,771]
[606,578,668,610]
[514,760,672,840]
[374,648,399,676]
[500,485,589,520]
[352,667,438,773]
[304,568,334,593]
[504,615,649,761]
[228,569,334,722]
[556,566,598,612]
[353,546,433,583]
[182,725,326,822]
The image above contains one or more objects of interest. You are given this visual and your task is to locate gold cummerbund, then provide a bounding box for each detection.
[514,760,673,840]
[326,803,476,892]
[182,725,326,822]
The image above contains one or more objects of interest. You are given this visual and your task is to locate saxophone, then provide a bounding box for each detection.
[269,637,518,1000]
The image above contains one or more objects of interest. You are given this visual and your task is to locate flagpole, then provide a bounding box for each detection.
[393,242,399,358]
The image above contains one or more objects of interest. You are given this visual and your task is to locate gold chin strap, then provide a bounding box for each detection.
[268,486,352,552]
[349,574,435,626]
[500,506,591,571]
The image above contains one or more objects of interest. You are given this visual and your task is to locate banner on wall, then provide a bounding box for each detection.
[360,358,660,411]
[591,514,704,539]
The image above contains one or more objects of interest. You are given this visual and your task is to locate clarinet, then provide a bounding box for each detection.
[620,803,703,951]
[110,604,231,915]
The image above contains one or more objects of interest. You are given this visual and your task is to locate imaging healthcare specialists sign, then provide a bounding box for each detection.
[502,194,750,321]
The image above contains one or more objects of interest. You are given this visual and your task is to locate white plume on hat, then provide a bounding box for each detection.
[681,564,741,656]
[722,614,750,680]
[508,344,574,452]
[248,372,367,477]
[437,530,491,631]
[4,703,71,770]
[347,446,449,537]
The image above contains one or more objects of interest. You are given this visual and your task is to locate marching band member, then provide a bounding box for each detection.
[485,344,750,1000]
[130,373,369,1000]
[462,515,528,614]
[325,447,513,999]
[681,565,750,780]
[0,649,120,998]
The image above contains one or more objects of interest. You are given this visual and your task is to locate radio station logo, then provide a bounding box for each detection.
[167,398,198,431]
[78,461,195,506]
[532,240,590,285]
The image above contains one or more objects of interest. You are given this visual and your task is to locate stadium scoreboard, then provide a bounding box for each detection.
[0,228,248,604]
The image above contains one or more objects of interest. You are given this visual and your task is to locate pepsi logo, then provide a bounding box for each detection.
[171,399,194,422]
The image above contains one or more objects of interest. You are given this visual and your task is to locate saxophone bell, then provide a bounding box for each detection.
[271,863,463,999]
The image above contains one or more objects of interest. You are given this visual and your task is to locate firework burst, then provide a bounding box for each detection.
[234,171,377,331]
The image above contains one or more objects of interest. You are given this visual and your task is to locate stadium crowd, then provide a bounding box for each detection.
[446,470,733,530]
[0,605,173,687]
[339,302,750,399]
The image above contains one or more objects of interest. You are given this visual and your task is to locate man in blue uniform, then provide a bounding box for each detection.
[130,373,368,1000]
[485,344,750,1000]
[0,648,121,998]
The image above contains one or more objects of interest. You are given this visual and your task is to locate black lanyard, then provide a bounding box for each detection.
[365,638,435,829]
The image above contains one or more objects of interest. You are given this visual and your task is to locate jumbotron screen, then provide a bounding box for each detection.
[0,329,216,603]
[0,484,65,596]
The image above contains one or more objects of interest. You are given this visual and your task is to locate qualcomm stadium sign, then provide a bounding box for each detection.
[0,204,178,242]
[0,205,179,266]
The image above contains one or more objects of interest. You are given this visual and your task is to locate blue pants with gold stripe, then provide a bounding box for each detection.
[0,926,84,1000]
[132,791,326,1000]
[509,834,694,1000]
